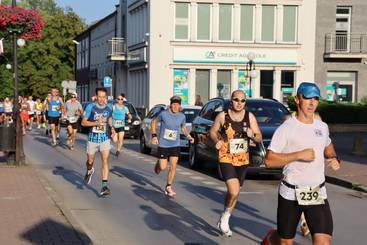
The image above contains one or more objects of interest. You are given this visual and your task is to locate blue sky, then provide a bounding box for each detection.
[55,0,119,25]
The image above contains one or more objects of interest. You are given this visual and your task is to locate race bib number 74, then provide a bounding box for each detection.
[229,139,248,154]
[295,186,325,205]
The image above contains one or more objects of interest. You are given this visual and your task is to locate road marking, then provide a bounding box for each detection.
[190,176,205,180]
[179,171,192,176]
[240,191,264,194]
[202,181,219,186]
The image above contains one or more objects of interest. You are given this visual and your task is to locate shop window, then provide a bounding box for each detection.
[217,70,231,99]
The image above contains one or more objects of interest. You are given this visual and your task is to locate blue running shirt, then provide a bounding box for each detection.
[48,97,62,117]
[156,109,186,148]
[112,105,126,129]
[83,103,113,143]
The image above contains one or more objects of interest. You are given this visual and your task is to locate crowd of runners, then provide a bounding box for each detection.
[2,82,341,245]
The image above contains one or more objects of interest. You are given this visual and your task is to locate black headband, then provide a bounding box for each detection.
[170,99,181,105]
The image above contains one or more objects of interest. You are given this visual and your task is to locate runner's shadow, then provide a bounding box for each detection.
[110,166,220,239]
[52,166,100,197]
[181,182,276,226]
[140,205,219,245]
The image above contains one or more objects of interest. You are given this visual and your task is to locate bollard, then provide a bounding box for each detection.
[352,134,366,156]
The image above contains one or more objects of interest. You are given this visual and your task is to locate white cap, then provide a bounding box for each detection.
[71,92,77,97]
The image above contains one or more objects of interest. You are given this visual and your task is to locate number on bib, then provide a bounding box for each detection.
[295,186,324,205]
[163,129,177,141]
[229,138,248,154]
[114,120,123,126]
[52,105,59,111]
[68,116,77,123]
[92,124,106,134]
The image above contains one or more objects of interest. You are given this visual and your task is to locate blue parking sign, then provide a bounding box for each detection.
[103,76,112,87]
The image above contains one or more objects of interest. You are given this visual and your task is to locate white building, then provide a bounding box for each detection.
[79,0,317,112]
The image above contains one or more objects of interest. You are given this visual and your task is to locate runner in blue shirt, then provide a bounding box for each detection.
[44,88,64,146]
[82,87,113,196]
[151,96,194,197]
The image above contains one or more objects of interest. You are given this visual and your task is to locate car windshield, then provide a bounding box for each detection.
[182,108,200,123]
[246,102,289,124]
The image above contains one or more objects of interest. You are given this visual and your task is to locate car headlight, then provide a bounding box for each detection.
[132,120,141,125]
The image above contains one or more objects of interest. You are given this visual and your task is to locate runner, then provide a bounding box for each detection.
[209,90,262,237]
[44,88,64,146]
[261,82,340,245]
[111,94,132,157]
[27,95,36,130]
[3,97,13,124]
[64,92,83,150]
[0,99,4,124]
[151,96,194,197]
[35,98,45,129]
[82,87,113,196]
[20,97,30,135]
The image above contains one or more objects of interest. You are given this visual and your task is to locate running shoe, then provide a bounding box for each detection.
[66,139,71,147]
[84,167,94,184]
[164,185,176,197]
[300,220,310,236]
[57,133,60,140]
[37,125,41,129]
[100,186,111,196]
[115,150,120,157]
[70,144,75,151]
[51,140,57,147]
[154,160,161,175]
[261,229,276,245]
[217,214,232,237]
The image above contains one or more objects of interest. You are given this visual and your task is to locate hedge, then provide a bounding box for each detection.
[287,96,367,124]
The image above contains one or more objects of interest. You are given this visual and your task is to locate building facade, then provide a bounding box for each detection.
[123,0,317,110]
[315,0,367,103]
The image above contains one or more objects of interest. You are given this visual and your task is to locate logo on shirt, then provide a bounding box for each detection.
[314,129,323,137]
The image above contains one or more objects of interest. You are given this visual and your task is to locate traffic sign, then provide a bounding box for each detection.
[103,76,112,88]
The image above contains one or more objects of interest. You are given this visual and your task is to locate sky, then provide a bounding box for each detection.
[55,0,119,25]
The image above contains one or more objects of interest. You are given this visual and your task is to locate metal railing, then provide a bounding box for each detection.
[108,38,126,60]
[325,33,367,54]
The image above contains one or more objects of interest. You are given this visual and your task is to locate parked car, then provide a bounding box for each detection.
[188,97,290,175]
[77,101,141,138]
[139,104,202,154]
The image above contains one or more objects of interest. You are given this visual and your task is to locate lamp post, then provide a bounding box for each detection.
[246,52,258,98]
[12,0,26,165]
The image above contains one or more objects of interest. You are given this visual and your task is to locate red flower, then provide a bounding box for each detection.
[0,5,45,39]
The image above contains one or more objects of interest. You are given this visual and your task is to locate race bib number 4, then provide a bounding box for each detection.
[92,124,106,134]
[229,139,248,154]
[295,186,324,205]
[163,129,177,141]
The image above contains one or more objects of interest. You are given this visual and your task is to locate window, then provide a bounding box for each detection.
[201,100,222,120]
[261,5,276,42]
[219,4,232,41]
[283,6,297,42]
[217,70,231,99]
[240,5,254,41]
[196,70,210,103]
[175,2,189,40]
[335,6,352,51]
[197,4,211,40]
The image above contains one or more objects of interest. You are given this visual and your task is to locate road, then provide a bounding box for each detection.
[24,129,366,245]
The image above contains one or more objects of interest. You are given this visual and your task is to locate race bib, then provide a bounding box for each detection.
[92,124,106,134]
[36,111,41,115]
[68,116,77,123]
[295,186,325,205]
[52,105,60,111]
[229,138,248,154]
[124,126,130,131]
[114,120,124,126]
[163,129,177,141]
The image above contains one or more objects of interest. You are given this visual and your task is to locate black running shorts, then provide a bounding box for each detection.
[277,194,333,239]
[158,147,180,159]
[67,121,78,129]
[48,116,60,126]
[114,127,125,133]
[219,163,248,186]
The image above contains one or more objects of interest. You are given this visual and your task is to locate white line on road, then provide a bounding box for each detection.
[190,176,206,180]
[240,191,264,194]
[178,171,192,176]
[202,181,219,186]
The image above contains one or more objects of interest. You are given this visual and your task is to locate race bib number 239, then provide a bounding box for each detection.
[295,186,325,205]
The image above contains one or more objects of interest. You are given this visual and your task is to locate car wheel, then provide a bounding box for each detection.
[188,140,201,169]
[139,133,151,154]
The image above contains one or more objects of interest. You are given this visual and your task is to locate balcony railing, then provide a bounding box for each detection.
[325,33,367,57]
[108,37,126,61]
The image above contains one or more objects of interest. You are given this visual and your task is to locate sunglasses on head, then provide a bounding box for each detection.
[232,98,246,103]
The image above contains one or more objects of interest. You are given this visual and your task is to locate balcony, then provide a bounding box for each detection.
[108,38,126,61]
[324,33,367,59]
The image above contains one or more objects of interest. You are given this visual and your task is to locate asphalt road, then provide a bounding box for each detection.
[24,129,366,245]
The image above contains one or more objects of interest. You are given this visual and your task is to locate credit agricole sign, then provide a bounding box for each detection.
[173,46,297,65]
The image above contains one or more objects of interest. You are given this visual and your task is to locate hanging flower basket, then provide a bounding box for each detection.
[0,5,45,39]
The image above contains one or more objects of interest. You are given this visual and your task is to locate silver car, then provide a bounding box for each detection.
[139,104,202,154]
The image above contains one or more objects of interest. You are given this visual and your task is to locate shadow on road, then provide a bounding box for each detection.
[110,165,220,244]
[21,218,92,245]
[52,166,100,197]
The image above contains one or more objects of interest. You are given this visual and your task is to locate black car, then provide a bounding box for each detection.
[77,101,141,138]
[188,97,290,175]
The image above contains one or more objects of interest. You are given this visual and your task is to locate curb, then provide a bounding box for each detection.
[326,175,367,194]
[27,155,94,245]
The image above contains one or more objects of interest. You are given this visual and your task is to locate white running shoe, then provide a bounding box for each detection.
[217,213,232,237]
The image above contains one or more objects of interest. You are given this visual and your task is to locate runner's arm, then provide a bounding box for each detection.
[151,117,158,136]
[209,112,225,143]
[81,117,99,127]
[125,107,132,121]
[181,125,193,141]
[248,112,262,143]
[265,148,315,168]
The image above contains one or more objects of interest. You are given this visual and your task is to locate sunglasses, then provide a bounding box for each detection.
[301,95,320,101]
[232,98,246,103]
[117,98,124,101]
[71,96,76,98]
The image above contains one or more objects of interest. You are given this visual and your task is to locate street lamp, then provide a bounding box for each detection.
[246,52,258,98]
[11,0,26,165]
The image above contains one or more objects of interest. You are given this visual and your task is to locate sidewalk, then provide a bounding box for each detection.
[0,153,92,245]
